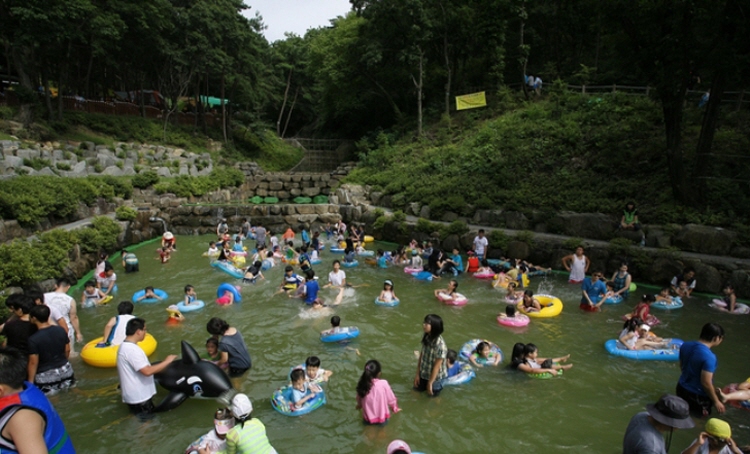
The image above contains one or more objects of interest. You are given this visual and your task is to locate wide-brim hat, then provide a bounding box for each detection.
[646,394,694,429]
[386,440,411,454]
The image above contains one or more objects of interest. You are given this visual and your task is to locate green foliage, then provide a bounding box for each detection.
[0,106,15,120]
[56,162,71,171]
[372,215,387,231]
[392,210,407,223]
[0,217,121,288]
[562,237,584,250]
[440,220,469,238]
[608,237,635,257]
[489,230,509,251]
[373,208,385,218]
[229,130,303,171]
[0,176,124,226]
[115,206,138,221]
[514,231,535,247]
[416,217,439,234]
[132,171,160,189]
[22,158,51,170]
[152,167,244,197]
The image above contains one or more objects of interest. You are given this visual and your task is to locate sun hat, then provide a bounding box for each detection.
[230,393,253,419]
[163,231,174,240]
[386,439,412,454]
[639,324,651,332]
[705,418,731,440]
[646,394,694,429]
[411,250,418,256]
[384,280,393,286]
[214,409,235,435]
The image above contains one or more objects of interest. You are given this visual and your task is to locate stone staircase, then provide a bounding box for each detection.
[286,138,353,172]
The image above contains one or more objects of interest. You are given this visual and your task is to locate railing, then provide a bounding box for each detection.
[0,92,219,127]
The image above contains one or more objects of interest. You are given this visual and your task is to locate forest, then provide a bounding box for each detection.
[1,0,749,221]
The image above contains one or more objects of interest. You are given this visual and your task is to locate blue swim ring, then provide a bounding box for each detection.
[216,283,242,303]
[211,260,244,279]
[330,248,345,254]
[261,259,274,271]
[101,284,118,294]
[652,297,683,310]
[413,271,434,282]
[310,258,322,265]
[271,385,326,416]
[441,362,476,386]
[459,339,503,365]
[132,289,168,304]
[320,326,360,343]
[342,260,359,268]
[176,300,205,313]
[374,297,399,307]
[356,250,375,257]
[604,338,683,361]
[604,295,623,304]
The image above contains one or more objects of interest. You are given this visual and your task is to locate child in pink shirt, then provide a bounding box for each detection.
[355,359,400,425]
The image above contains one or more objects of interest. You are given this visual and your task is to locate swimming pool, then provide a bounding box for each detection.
[61,235,750,453]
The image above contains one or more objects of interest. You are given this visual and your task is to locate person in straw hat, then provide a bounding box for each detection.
[623,394,694,454]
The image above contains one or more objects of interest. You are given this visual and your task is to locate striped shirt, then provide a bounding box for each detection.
[225,418,276,454]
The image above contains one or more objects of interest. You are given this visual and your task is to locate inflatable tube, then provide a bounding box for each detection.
[722,382,750,410]
[364,235,374,243]
[312,195,329,204]
[459,339,503,365]
[413,271,434,282]
[342,260,359,268]
[710,299,750,314]
[101,284,118,294]
[375,297,400,307]
[473,271,496,279]
[486,259,509,267]
[310,258,322,265]
[271,385,326,416]
[518,295,563,318]
[82,294,113,308]
[604,338,683,361]
[320,326,360,343]
[604,295,623,304]
[176,300,205,313]
[441,362,475,386]
[528,368,564,380]
[261,259,274,270]
[81,333,157,368]
[497,314,530,327]
[436,292,468,306]
[652,297,683,310]
[404,266,422,274]
[330,248,345,254]
[356,250,375,257]
[294,196,312,204]
[504,295,523,305]
[211,260,245,279]
[132,289,169,304]
[230,251,247,257]
[263,197,279,204]
[216,283,242,303]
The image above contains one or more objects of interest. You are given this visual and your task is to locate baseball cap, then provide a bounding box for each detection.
[386,439,411,454]
[230,393,253,419]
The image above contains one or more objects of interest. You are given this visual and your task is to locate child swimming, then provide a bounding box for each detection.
[355,359,400,425]
[137,286,163,302]
[81,280,107,307]
[498,304,519,320]
[205,241,220,258]
[289,368,320,411]
[468,341,502,368]
[505,281,522,304]
[296,355,333,384]
[183,285,198,306]
[619,319,673,350]
[520,290,542,312]
[243,261,265,284]
[378,280,397,303]
[625,294,659,326]
[512,343,573,376]
[445,349,461,377]
[201,337,226,369]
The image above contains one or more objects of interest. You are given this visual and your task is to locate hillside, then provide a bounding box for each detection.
[345,87,750,234]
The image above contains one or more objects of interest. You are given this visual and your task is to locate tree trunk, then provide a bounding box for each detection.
[519,1,529,100]
[277,68,293,136]
[692,72,726,204]
[443,32,451,118]
[661,97,688,203]
[281,87,299,139]
[412,48,424,137]
[220,71,227,143]
[42,71,54,121]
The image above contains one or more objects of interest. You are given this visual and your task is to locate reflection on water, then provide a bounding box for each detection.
[61,235,750,453]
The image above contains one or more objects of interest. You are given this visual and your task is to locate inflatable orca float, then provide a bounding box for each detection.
[154,340,234,412]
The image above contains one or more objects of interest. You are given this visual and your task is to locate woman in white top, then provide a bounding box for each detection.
[562,246,589,283]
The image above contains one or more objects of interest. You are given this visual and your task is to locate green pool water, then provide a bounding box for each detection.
[60,235,750,453]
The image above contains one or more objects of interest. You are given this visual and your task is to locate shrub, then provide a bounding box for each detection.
[372,215,388,231]
[74,216,122,253]
[115,206,138,221]
[514,230,535,247]
[440,220,469,238]
[56,162,71,171]
[0,105,14,120]
[562,237,584,250]
[132,170,160,189]
[416,217,439,234]
[22,158,51,170]
[489,230,509,251]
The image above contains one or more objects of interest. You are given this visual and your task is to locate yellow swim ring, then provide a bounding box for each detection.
[81,333,158,368]
[364,235,374,243]
[517,294,563,318]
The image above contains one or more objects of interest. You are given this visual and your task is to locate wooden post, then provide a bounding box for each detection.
[646,86,650,96]
[582,85,586,94]
[612,84,617,93]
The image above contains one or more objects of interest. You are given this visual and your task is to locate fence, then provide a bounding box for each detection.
[0,91,219,127]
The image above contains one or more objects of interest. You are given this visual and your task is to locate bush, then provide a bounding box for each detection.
[489,230,509,251]
[115,206,138,221]
[74,216,122,253]
[440,220,469,238]
[22,158,51,170]
[514,230,535,247]
[416,217,439,234]
[132,170,160,189]
[0,105,14,120]
[562,237,584,250]
[56,162,71,171]
[152,167,245,198]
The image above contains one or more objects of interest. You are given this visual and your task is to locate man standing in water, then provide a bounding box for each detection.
[622,394,694,453]
[676,322,725,416]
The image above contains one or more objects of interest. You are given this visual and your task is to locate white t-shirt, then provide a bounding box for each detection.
[328,270,346,287]
[97,272,117,290]
[473,236,488,256]
[44,292,74,337]
[117,341,156,404]
[109,314,135,346]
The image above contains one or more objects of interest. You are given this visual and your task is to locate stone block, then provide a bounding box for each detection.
[296,205,316,215]
[419,205,431,219]
[503,211,530,230]
[302,187,321,197]
[102,166,124,176]
[673,224,737,256]
[179,165,189,176]
[269,181,284,191]
[506,240,531,260]
[442,212,459,222]
[1,155,23,170]
[16,149,39,160]
[36,167,58,177]
[277,191,290,199]
[157,167,172,177]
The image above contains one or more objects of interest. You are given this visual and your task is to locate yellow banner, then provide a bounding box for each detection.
[455,91,487,110]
